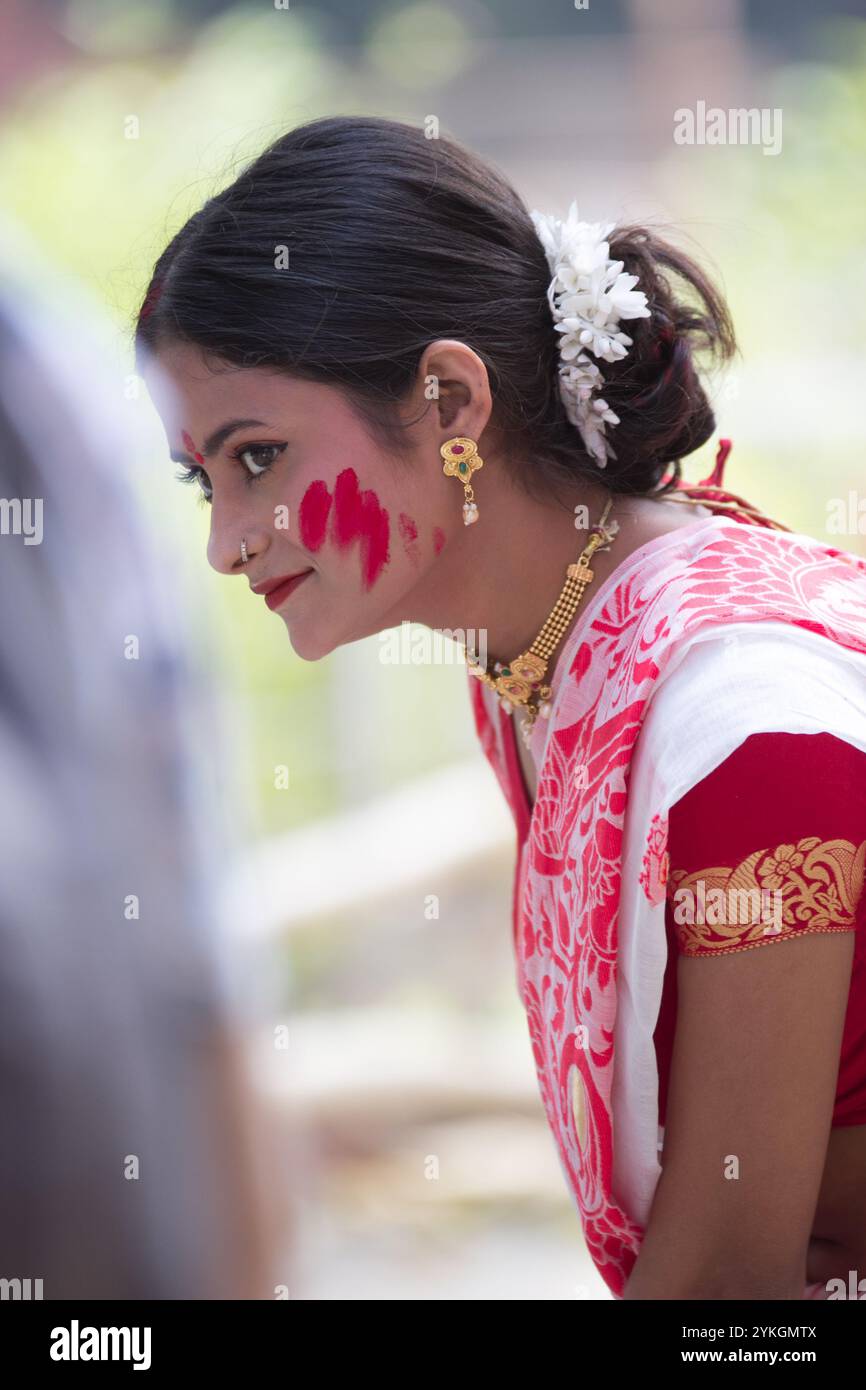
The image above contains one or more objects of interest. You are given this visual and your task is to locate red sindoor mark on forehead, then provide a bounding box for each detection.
[432,526,446,556]
[398,512,419,562]
[298,469,391,590]
[181,430,205,467]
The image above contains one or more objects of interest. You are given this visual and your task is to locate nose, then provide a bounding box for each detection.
[207,512,270,578]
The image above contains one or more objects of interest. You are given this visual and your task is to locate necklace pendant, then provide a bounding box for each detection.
[495,671,532,704]
[509,651,547,683]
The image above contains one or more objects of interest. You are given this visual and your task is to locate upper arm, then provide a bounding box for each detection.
[629,930,855,1298]
[626,732,866,1299]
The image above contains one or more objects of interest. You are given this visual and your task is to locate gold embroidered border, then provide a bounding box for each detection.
[667,835,866,956]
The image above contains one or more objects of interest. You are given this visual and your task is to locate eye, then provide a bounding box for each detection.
[231,442,287,480]
[174,463,213,505]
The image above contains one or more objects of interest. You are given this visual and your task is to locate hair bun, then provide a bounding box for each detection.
[587,225,738,485]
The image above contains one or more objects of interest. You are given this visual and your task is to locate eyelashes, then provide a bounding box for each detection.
[174,442,287,506]
[174,464,213,505]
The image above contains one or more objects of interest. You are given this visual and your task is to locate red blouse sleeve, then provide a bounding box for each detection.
[664,732,866,957]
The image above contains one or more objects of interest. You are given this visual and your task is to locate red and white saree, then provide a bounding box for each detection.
[467,443,866,1300]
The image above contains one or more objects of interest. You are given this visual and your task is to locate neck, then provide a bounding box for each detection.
[396,465,615,668]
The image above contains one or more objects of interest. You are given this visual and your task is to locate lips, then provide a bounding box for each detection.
[252,569,314,611]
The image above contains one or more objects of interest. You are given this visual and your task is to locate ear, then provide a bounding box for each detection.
[417,339,493,440]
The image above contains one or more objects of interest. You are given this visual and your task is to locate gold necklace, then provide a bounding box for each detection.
[466,496,619,745]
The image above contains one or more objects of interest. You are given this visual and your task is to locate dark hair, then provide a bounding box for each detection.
[135,115,737,500]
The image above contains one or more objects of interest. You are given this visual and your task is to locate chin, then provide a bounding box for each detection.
[282,622,334,662]
[278,584,386,661]
[280,610,353,662]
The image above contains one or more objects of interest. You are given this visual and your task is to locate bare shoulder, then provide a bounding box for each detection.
[616,495,715,547]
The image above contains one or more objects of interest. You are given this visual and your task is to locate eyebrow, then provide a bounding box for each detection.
[169,418,270,463]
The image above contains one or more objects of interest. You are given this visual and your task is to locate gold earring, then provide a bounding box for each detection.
[440,436,484,525]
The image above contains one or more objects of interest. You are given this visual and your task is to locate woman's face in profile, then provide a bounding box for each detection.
[146,342,451,660]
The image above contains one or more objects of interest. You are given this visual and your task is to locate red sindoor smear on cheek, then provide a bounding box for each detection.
[398,512,419,562]
[298,468,390,590]
[298,479,333,550]
[333,469,390,588]
[432,526,446,556]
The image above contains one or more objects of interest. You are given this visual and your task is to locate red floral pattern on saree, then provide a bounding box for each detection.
[468,466,866,1297]
[639,814,670,906]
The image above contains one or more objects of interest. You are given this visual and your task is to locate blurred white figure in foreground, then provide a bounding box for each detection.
[0,216,282,1299]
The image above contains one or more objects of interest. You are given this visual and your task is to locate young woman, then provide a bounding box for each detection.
[135,115,866,1301]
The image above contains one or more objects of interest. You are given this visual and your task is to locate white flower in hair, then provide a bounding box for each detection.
[530,200,651,466]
